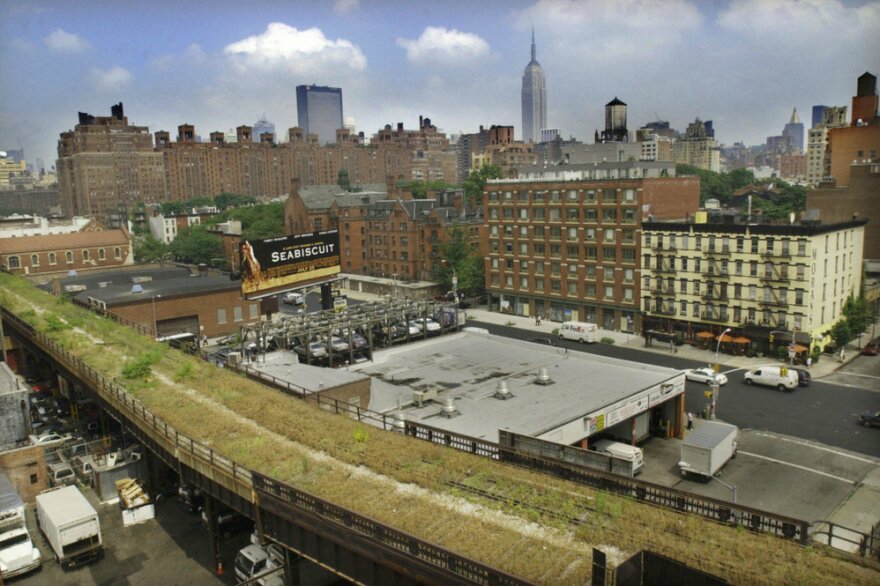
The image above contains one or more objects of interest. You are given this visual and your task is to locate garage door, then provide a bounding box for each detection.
[156,315,199,338]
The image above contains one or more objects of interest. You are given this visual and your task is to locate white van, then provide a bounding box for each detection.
[743,365,798,392]
[591,439,644,473]
[558,321,599,343]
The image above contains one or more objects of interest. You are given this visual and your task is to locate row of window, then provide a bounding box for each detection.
[488,188,638,204]
[216,303,259,324]
[645,256,809,280]
[5,247,123,269]
[491,241,638,262]
[489,207,637,223]
[490,225,637,243]
[647,229,856,255]
[491,261,637,282]
[490,274,636,302]
[645,299,802,330]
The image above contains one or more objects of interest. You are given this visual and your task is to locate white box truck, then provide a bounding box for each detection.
[35,485,102,568]
[678,421,739,480]
[0,471,41,579]
[558,321,599,343]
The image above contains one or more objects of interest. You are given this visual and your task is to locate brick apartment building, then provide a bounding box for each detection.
[824,72,880,187]
[57,105,460,225]
[482,164,699,332]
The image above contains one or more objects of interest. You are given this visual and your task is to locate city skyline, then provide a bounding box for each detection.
[1,0,879,169]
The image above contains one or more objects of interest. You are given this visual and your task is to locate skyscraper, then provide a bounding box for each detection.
[296,85,344,146]
[782,108,804,153]
[521,30,546,144]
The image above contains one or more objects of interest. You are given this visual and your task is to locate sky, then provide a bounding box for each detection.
[1,0,878,170]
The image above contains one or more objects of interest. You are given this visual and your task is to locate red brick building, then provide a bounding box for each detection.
[0,228,132,276]
[483,170,699,332]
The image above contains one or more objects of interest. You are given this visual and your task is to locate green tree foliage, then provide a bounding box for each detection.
[434,225,484,298]
[843,295,872,337]
[214,192,257,210]
[830,321,852,349]
[207,202,285,240]
[338,169,351,191]
[749,182,806,222]
[133,235,170,262]
[159,201,188,215]
[397,179,455,199]
[463,164,502,203]
[169,224,224,265]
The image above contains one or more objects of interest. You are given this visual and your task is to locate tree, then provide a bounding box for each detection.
[830,321,852,349]
[169,225,223,265]
[133,236,169,263]
[843,294,872,337]
[463,164,502,203]
[397,179,454,199]
[434,225,484,298]
[214,192,257,210]
[338,169,351,191]
[206,202,285,240]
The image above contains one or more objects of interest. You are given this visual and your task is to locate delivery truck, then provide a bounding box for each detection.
[35,485,102,569]
[678,421,739,480]
[0,471,41,579]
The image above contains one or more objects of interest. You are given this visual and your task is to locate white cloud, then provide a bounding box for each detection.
[518,0,702,31]
[223,22,366,73]
[719,0,880,38]
[89,66,133,92]
[397,26,491,65]
[44,28,91,52]
[334,0,359,15]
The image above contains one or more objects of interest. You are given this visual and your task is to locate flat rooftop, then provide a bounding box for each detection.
[244,350,370,394]
[350,330,683,441]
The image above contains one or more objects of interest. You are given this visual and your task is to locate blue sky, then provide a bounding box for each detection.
[1,0,878,169]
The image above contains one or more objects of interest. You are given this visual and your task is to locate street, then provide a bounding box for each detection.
[471,320,880,457]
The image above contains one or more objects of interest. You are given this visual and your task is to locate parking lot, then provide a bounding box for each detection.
[638,419,880,536]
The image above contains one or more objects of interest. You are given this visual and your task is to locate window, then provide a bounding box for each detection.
[233,306,244,321]
[623,268,634,283]
[31,254,39,266]
[217,308,228,324]
[622,209,636,223]
[585,284,596,297]
[521,277,529,289]
[797,240,806,256]
[603,247,616,262]
[49,252,57,265]
[549,208,561,222]
[693,302,700,317]
[585,228,596,241]
[534,226,545,238]
[519,208,529,220]
[585,265,596,279]
[623,188,636,202]
[7,255,20,269]
[567,190,579,201]
[622,249,635,262]
[585,246,597,260]
[623,288,633,302]
[585,190,597,202]
[604,228,616,242]
[602,189,618,203]
[249,303,259,319]
[568,227,578,239]
[535,278,544,291]
[534,208,545,221]
[534,191,545,202]
[82,250,90,262]
[585,208,598,221]
[567,282,578,295]
[602,208,617,222]
[566,208,579,222]
[66,251,73,264]
[604,285,615,298]
[623,229,635,244]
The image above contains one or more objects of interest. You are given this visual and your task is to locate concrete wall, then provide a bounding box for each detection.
[0,361,30,450]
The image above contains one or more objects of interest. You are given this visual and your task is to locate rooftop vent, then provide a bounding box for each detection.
[534,367,554,386]
[98,281,112,288]
[494,380,513,400]
[392,412,406,433]
[439,397,459,418]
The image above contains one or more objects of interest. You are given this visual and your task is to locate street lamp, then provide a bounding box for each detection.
[151,294,162,338]
[440,260,459,305]
[711,327,732,419]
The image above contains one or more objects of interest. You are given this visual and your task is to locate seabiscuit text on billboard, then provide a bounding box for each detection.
[271,243,337,263]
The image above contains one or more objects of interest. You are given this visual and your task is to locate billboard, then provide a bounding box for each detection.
[240,230,340,296]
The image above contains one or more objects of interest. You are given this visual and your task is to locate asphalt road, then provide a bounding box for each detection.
[472,320,880,458]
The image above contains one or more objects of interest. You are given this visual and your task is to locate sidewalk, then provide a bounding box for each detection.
[458,305,863,378]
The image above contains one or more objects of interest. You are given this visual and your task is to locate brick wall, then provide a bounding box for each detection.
[0,445,49,504]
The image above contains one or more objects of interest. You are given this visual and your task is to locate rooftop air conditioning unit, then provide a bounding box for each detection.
[495,380,513,400]
[534,367,554,386]
[412,388,437,406]
[227,351,241,366]
[440,397,459,418]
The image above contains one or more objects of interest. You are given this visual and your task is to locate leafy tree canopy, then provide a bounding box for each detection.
[434,225,484,298]
[169,224,224,265]
[463,163,502,202]
[397,179,455,199]
[133,235,169,263]
[214,192,257,210]
[207,202,285,241]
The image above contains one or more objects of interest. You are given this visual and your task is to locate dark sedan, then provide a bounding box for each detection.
[858,410,880,428]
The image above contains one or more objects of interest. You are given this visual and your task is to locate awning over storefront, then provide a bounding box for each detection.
[695,331,714,339]
[732,336,751,344]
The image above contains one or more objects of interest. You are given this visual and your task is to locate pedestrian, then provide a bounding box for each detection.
[687,412,694,430]
[536,315,541,326]
[806,356,812,369]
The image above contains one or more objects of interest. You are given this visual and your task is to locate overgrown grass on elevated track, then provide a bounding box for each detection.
[1,273,877,585]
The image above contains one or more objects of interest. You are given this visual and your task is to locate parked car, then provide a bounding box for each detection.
[685,367,728,386]
[791,367,811,387]
[328,337,349,353]
[857,410,880,428]
[201,508,253,540]
[29,432,74,446]
[281,292,305,306]
[294,341,328,359]
[743,365,798,392]
[862,339,879,356]
[413,318,441,334]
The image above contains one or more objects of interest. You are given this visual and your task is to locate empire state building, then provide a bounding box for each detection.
[521,30,546,144]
